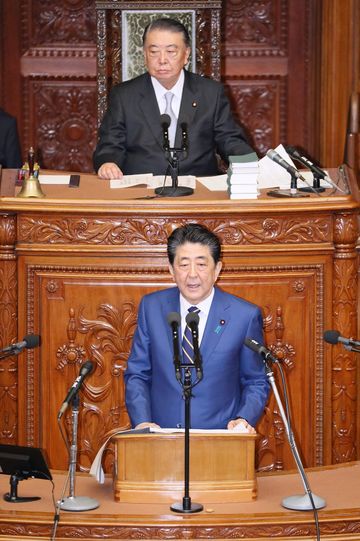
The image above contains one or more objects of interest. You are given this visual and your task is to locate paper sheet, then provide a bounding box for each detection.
[38,174,71,184]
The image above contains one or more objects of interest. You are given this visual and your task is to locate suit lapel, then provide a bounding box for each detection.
[160,288,181,354]
[176,71,199,146]
[201,288,231,362]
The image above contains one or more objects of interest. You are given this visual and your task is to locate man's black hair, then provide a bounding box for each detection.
[142,17,191,48]
[167,223,221,265]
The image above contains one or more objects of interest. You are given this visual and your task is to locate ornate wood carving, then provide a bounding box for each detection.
[332,211,358,463]
[24,0,97,49]
[1,513,360,540]
[27,80,97,172]
[17,214,332,245]
[223,0,288,57]
[0,214,18,444]
[225,76,287,155]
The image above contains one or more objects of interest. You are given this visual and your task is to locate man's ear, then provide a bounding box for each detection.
[215,261,222,281]
[168,263,175,279]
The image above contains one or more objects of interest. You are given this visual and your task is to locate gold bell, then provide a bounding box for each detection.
[17,146,45,198]
[17,173,45,198]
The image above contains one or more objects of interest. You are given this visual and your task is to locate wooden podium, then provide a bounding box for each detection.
[111,431,257,504]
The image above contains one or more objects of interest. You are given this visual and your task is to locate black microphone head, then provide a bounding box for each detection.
[284,145,298,156]
[80,360,94,376]
[24,334,40,349]
[324,330,340,344]
[244,337,260,353]
[186,311,199,325]
[167,312,181,326]
[160,113,171,128]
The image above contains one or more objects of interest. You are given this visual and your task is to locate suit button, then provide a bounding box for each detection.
[176,423,182,428]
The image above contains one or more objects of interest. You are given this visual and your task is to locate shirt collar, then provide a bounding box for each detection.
[179,287,215,317]
[151,69,185,102]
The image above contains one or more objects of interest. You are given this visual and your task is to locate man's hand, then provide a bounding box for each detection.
[97,162,123,179]
[135,422,161,430]
[227,418,256,434]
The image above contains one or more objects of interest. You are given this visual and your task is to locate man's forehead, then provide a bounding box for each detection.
[174,243,212,258]
[145,29,185,46]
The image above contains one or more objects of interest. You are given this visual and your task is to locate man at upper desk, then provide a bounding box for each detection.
[93,17,255,180]
[125,223,269,432]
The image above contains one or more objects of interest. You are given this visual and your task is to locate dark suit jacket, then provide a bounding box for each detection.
[93,71,254,176]
[124,287,269,429]
[0,109,22,168]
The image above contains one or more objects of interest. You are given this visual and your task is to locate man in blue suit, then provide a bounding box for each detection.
[125,223,269,432]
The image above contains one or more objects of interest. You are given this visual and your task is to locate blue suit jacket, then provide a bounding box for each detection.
[125,287,269,429]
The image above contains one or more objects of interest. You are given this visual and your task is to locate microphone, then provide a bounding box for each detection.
[285,146,326,179]
[58,361,94,419]
[324,330,360,350]
[244,337,278,363]
[0,334,40,356]
[167,312,182,381]
[185,311,203,380]
[160,114,171,155]
[180,121,188,158]
[266,149,302,181]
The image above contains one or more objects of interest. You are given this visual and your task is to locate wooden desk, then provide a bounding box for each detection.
[0,463,358,540]
[0,168,358,474]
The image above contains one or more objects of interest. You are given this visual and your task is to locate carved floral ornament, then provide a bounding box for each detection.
[17,216,332,245]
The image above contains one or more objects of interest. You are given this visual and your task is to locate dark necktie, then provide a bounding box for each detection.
[164,91,177,147]
[182,306,200,364]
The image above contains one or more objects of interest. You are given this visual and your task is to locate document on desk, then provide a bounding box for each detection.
[90,427,151,483]
[197,174,228,191]
[110,174,196,189]
[110,174,153,188]
[39,174,71,184]
[149,426,249,434]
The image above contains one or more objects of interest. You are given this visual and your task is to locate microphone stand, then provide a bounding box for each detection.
[263,356,326,511]
[170,364,203,514]
[59,393,99,511]
[155,146,193,197]
[268,171,310,198]
[298,172,325,193]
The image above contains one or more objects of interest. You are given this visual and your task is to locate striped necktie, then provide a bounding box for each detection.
[164,91,177,147]
[182,306,200,364]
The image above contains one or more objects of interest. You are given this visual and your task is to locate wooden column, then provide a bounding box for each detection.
[0,214,18,444]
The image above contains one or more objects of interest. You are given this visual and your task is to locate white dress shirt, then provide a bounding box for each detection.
[151,70,185,118]
[179,288,215,345]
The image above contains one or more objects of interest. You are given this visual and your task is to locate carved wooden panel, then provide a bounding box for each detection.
[222,0,287,57]
[16,245,331,473]
[22,0,97,49]
[26,80,98,172]
[222,0,311,156]
[0,215,18,445]
[225,76,287,156]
